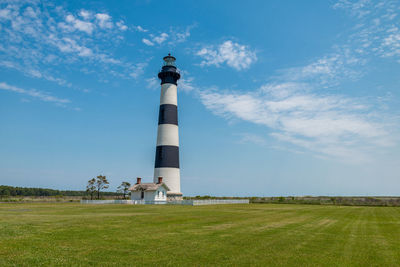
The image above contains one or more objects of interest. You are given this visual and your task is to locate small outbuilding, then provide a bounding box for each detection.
[129,177,169,202]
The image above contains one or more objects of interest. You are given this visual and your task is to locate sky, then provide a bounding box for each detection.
[0,0,400,196]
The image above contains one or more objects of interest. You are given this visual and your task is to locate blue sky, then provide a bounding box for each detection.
[1,0,400,196]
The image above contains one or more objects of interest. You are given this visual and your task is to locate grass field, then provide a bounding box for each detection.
[1,203,399,266]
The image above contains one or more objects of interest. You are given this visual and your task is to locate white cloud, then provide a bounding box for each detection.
[152,32,169,44]
[64,14,94,34]
[49,36,93,57]
[141,26,192,47]
[333,0,400,62]
[0,8,11,20]
[27,69,42,78]
[23,7,38,18]
[180,76,195,92]
[0,82,70,104]
[380,29,400,57]
[175,29,190,43]
[79,10,91,20]
[194,15,397,161]
[190,1,400,161]
[199,85,393,162]
[95,13,113,29]
[260,82,309,99]
[116,20,128,31]
[167,25,195,44]
[135,25,147,32]
[97,53,121,64]
[146,77,159,90]
[0,2,139,83]
[333,0,371,18]
[277,47,363,89]
[196,40,257,70]
[0,60,70,87]
[179,71,195,92]
[142,38,154,46]
[129,62,148,79]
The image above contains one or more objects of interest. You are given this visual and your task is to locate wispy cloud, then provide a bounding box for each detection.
[189,0,400,162]
[0,82,70,104]
[145,77,159,90]
[275,47,363,89]
[237,133,267,146]
[142,32,169,46]
[199,83,394,162]
[168,24,195,44]
[196,40,257,70]
[116,20,128,31]
[179,71,195,92]
[141,26,194,47]
[152,32,168,45]
[48,36,93,57]
[79,9,91,20]
[0,1,143,87]
[0,59,71,88]
[173,25,193,43]
[95,13,113,29]
[129,62,148,79]
[333,0,400,62]
[134,25,147,32]
[62,14,94,34]
[142,38,154,46]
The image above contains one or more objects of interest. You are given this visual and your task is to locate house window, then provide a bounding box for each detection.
[141,191,144,199]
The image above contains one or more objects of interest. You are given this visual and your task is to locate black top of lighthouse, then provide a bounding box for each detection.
[158,53,180,85]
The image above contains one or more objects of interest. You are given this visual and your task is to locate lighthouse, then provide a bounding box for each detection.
[153,54,182,200]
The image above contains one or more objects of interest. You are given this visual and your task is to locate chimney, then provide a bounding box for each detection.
[136,177,142,184]
[157,177,163,184]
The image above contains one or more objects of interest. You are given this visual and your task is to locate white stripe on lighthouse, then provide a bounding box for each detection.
[156,124,179,146]
[154,167,180,194]
[160,83,177,105]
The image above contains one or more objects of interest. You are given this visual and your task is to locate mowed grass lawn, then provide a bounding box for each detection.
[1,203,399,266]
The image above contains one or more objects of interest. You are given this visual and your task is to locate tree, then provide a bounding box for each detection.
[117,181,131,199]
[86,178,96,200]
[96,175,109,199]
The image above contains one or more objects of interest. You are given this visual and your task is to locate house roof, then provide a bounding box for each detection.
[128,183,170,191]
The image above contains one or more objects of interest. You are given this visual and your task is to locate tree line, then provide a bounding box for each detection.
[0,185,117,197]
[1,175,132,199]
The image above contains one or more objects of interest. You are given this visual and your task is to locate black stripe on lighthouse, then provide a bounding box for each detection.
[155,145,179,168]
[158,104,178,125]
[156,103,179,168]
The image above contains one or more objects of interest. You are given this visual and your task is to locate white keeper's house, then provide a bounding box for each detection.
[129,177,169,202]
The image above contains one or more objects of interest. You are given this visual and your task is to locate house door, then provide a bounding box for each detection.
[141,191,144,199]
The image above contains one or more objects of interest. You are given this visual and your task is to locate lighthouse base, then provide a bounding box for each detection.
[167,192,183,201]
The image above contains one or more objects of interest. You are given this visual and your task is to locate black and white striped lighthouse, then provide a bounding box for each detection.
[154,54,182,200]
